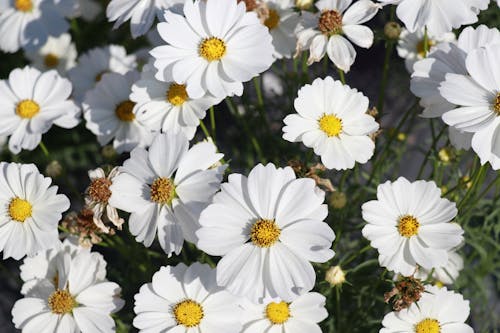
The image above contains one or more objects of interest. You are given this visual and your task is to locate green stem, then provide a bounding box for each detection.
[209,106,216,139]
[377,41,395,114]
[416,125,447,179]
[337,68,346,84]
[457,164,488,211]
[253,77,264,108]
[423,26,429,57]
[39,141,50,158]
[199,120,211,140]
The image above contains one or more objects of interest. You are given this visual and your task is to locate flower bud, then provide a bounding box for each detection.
[438,147,455,163]
[101,145,117,160]
[325,266,346,286]
[45,160,62,178]
[329,191,347,209]
[296,0,313,10]
[384,21,401,40]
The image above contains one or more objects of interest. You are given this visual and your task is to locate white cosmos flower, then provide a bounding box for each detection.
[85,167,124,233]
[68,45,137,102]
[283,77,379,170]
[0,0,69,53]
[378,0,489,36]
[130,63,222,140]
[106,0,171,38]
[440,44,500,169]
[414,250,464,285]
[0,162,70,260]
[0,66,80,154]
[410,25,500,150]
[295,0,381,72]
[20,237,106,295]
[75,0,101,21]
[260,0,300,59]
[109,132,226,256]
[397,28,455,73]
[12,250,124,333]
[83,71,154,153]
[196,163,335,302]
[362,177,464,277]
[380,285,473,333]
[151,0,274,99]
[133,263,242,333]
[241,293,328,333]
[25,33,77,74]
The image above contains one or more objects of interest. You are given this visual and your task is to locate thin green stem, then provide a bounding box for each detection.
[337,68,346,84]
[253,77,264,108]
[377,41,395,114]
[199,120,211,140]
[39,141,50,158]
[209,106,216,139]
[416,125,446,179]
[423,26,429,57]
[457,164,488,211]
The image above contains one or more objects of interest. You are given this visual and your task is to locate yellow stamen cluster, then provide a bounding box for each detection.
[250,219,281,247]
[318,10,343,35]
[493,92,500,115]
[8,197,32,222]
[415,318,441,333]
[264,9,280,30]
[44,53,59,68]
[416,39,436,58]
[115,100,136,122]
[15,0,33,12]
[265,301,291,325]
[398,215,420,238]
[88,178,112,203]
[150,177,176,205]
[319,114,343,137]
[173,299,204,327]
[167,83,189,106]
[16,99,40,119]
[199,37,226,61]
[48,290,76,314]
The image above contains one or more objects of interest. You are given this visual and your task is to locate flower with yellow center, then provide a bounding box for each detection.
[416,39,435,58]
[319,114,343,137]
[150,177,176,206]
[398,215,420,238]
[265,301,290,325]
[173,299,204,327]
[9,197,32,222]
[167,83,189,106]
[250,219,281,247]
[264,9,280,30]
[15,0,33,12]
[48,290,77,314]
[415,318,440,333]
[44,53,59,68]
[88,178,112,203]
[16,100,40,119]
[115,100,136,122]
[199,38,226,62]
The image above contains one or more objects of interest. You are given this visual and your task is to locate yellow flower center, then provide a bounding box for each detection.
[16,99,40,119]
[416,39,436,58]
[48,290,76,314]
[264,9,280,30]
[493,92,500,115]
[167,83,189,106]
[266,301,291,325]
[88,178,112,203]
[173,299,204,327]
[150,177,176,205]
[415,318,440,333]
[115,100,136,122]
[319,114,343,137]
[199,37,226,61]
[398,215,420,238]
[8,197,32,222]
[250,219,280,247]
[318,10,343,35]
[44,53,59,68]
[95,71,109,82]
[15,0,33,12]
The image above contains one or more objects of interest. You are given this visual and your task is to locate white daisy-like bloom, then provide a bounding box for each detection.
[20,237,106,295]
[380,285,473,333]
[0,0,69,53]
[12,250,124,333]
[85,167,124,233]
[295,0,381,72]
[410,25,500,150]
[362,177,464,276]
[414,250,464,285]
[0,66,80,154]
[260,0,299,59]
[151,0,275,99]
[241,292,328,333]
[197,163,335,302]
[83,71,154,153]
[282,77,379,170]
[109,132,226,256]
[396,28,455,73]
[68,45,137,102]
[0,162,70,260]
[440,44,500,169]
[130,63,222,140]
[25,33,77,74]
[377,0,489,36]
[133,263,242,333]
[106,0,173,38]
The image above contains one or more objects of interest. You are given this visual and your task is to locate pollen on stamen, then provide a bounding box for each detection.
[319,114,343,137]
[115,100,136,122]
[318,10,343,35]
[44,53,59,68]
[199,37,227,61]
[48,290,77,314]
[493,92,500,115]
[415,318,440,333]
[15,0,33,12]
[16,99,40,119]
[150,177,176,205]
[167,83,189,106]
[265,301,291,325]
[8,197,33,222]
[173,299,204,327]
[250,219,281,247]
[398,215,420,238]
[87,178,112,203]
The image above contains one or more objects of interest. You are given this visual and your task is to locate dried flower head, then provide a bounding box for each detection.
[384,275,425,311]
[61,208,113,247]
